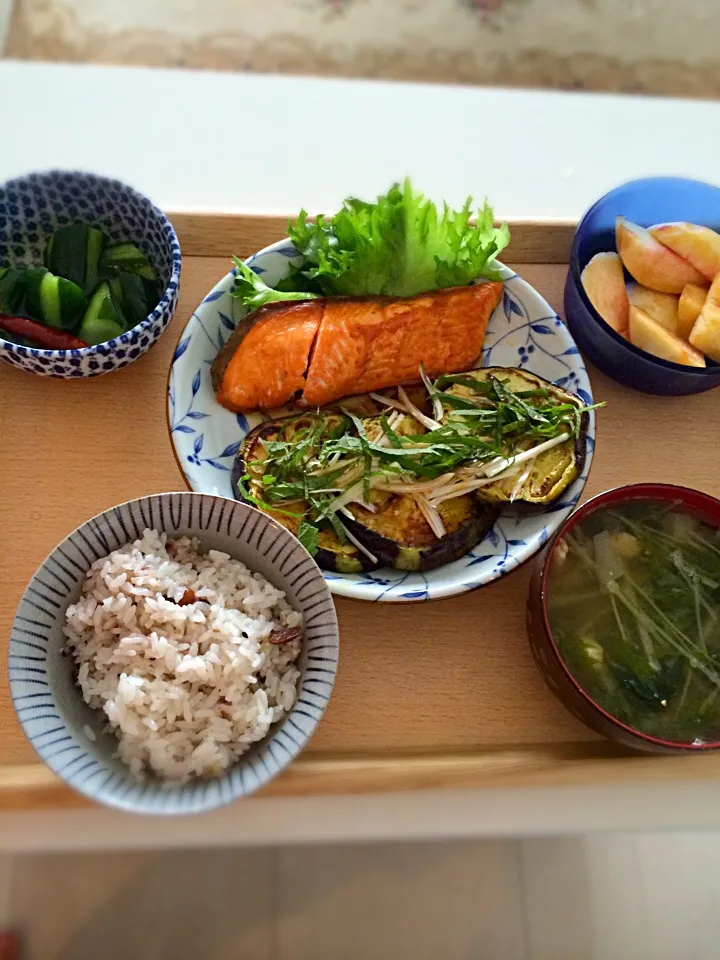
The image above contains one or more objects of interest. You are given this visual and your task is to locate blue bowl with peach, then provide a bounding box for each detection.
[565,176,720,395]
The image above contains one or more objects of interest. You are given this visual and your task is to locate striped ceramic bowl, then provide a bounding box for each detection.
[8,493,338,815]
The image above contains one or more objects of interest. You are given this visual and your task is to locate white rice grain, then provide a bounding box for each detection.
[63,530,302,783]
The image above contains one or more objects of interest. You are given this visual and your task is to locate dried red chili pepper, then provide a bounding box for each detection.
[0,315,89,350]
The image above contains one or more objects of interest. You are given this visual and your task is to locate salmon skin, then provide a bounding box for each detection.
[212,282,503,413]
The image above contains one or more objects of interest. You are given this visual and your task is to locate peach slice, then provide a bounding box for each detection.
[677,283,708,340]
[689,272,720,362]
[626,282,678,334]
[616,217,705,294]
[629,305,706,367]
[649,222,720,282]
[580,252,629,333]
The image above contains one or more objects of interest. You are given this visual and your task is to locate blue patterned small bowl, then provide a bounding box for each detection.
[0,170,181,378]
[565,176,720,396]
[8,493,338,815]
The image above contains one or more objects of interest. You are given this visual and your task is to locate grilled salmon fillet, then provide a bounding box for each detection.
[213,282,503,412]
[215,301,323,412]
[303,282,502,407]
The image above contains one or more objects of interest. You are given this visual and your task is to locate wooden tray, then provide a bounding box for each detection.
[3,215,720,813]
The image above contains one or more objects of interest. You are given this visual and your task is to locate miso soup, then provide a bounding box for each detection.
[546,499,720,745]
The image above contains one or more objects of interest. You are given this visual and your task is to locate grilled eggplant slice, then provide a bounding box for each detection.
[344,494,500,572]
[232,418,378,574]
[440,367,589,506]
[229,364,589,575]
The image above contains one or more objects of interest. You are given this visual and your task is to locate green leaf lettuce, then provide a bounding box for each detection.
[231,179,509,310]
[231,257,318,312]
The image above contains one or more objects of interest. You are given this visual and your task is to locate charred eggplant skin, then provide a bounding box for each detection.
[344,496,500,572]
[231,420,378,574]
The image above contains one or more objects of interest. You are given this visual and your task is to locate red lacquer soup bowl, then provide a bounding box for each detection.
[526,483,720,754]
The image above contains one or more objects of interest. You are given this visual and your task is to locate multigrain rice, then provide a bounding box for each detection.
[63,530,302,782]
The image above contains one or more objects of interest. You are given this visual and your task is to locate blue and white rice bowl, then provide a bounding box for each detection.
[9,493,338,815]
[0,170,181,378]
[169,240,596,602]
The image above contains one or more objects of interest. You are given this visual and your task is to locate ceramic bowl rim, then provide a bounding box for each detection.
[569,175,720,379]
[538,481,720,751]
[0,169,181,360]
[8,491,339,814]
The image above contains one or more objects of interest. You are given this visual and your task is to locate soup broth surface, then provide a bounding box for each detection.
[547,499,720,744]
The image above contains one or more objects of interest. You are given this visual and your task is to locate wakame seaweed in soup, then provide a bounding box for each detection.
[546,500,720,745]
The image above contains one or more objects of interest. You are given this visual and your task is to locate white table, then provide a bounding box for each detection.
[3,60,720,221]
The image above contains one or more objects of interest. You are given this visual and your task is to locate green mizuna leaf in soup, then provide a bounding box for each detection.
[612,658,685,711]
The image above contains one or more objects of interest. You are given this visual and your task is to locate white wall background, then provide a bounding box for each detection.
[1,61,720,222]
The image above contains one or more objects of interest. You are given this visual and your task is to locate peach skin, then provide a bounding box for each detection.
[689,272,720,362]
[580,252,629,333]
[626,282,678,334]
[677,283,708,340]
[649,222,720,282]
[616,217,705,294]
[629,305,706,367]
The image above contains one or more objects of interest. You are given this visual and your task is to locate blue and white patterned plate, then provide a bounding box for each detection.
[168,240,595,603]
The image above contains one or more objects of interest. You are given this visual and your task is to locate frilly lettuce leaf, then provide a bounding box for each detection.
[231,179,509,310]
[230,257,318,312]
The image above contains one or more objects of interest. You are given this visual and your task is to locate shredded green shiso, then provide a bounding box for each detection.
[240,373,596,555]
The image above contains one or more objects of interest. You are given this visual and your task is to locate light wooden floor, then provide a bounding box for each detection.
[2,832,720,959]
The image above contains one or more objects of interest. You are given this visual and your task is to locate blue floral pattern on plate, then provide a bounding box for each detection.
[168,241,595,602]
